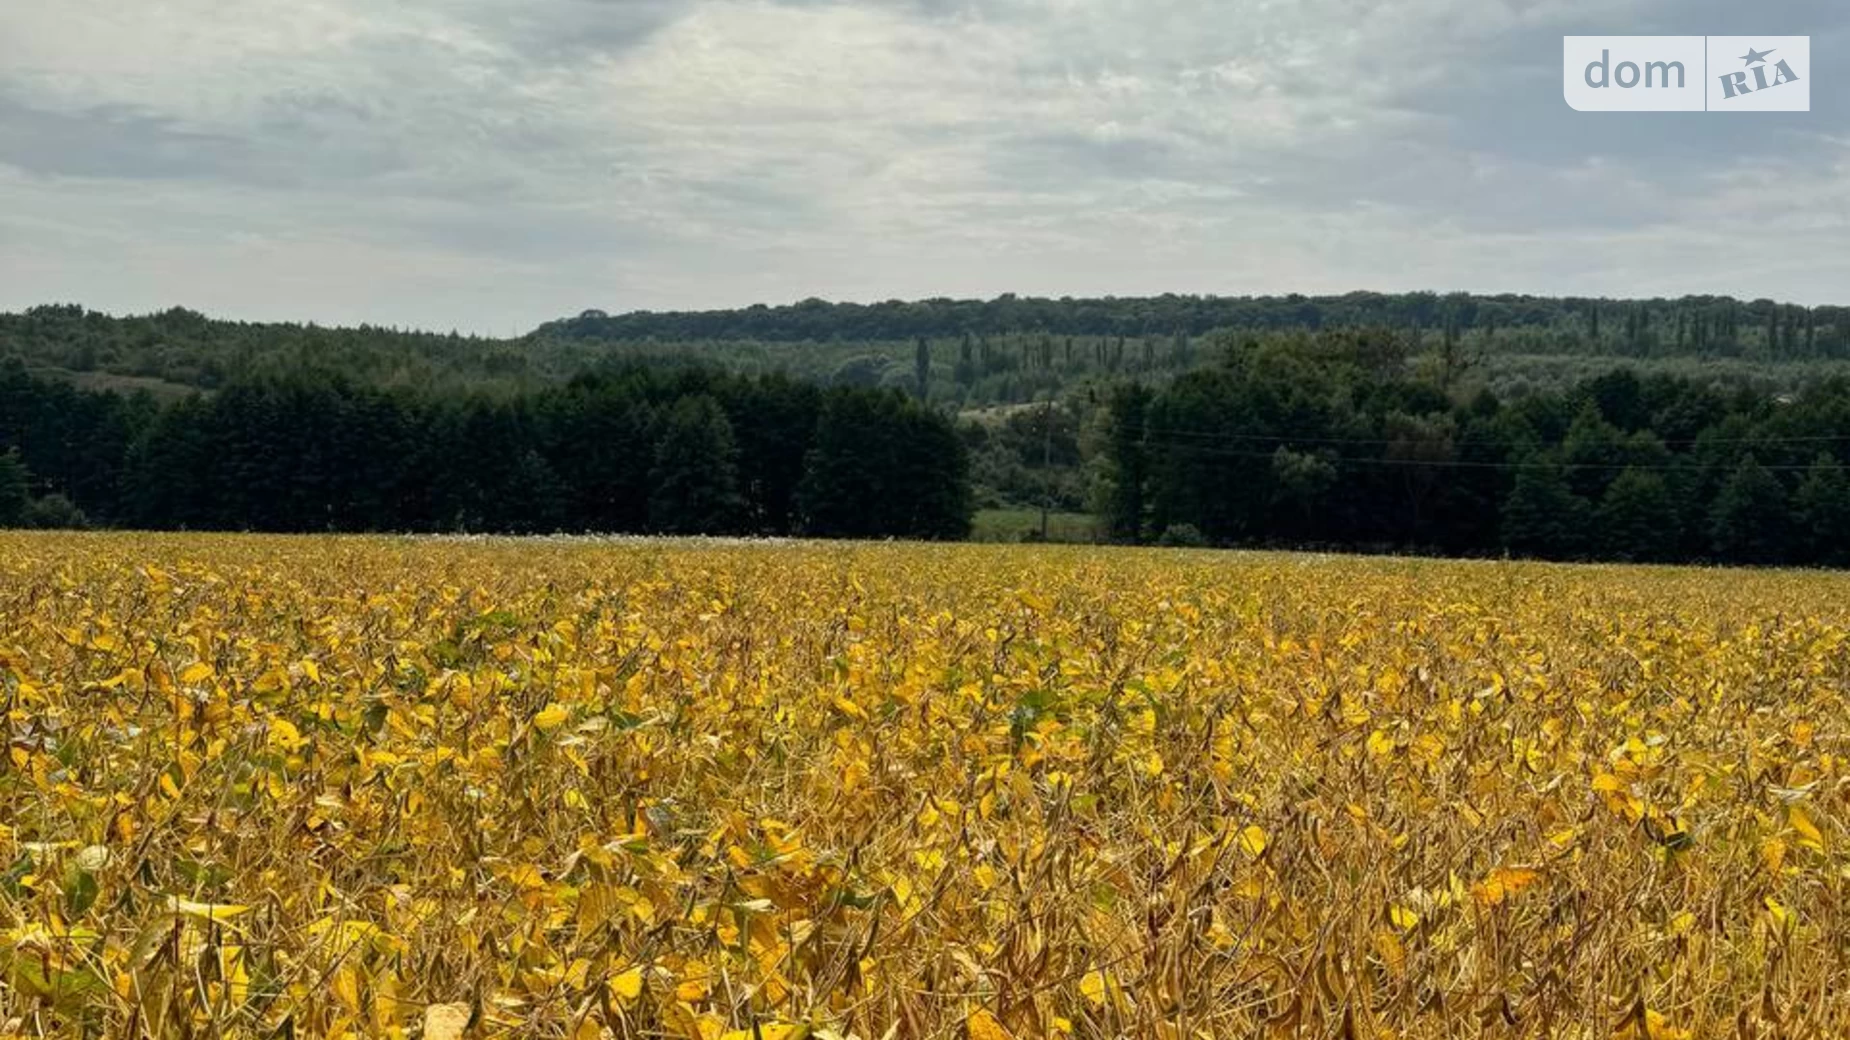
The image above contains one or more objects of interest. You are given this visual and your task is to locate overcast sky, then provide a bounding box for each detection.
[1,0,1845,334]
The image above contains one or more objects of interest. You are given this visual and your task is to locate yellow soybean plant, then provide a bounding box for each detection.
[1,533,1848,1039]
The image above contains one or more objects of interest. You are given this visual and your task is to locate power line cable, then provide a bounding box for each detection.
[1138,436,1850,473]
[1133,423,1850,450]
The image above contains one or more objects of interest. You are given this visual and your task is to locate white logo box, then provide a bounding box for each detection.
[1565,36,1809,112]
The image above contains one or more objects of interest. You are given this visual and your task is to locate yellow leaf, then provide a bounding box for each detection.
[1614,1008,1692,1040]
[1079,970,1107,1008]
[1789,804,1827,852]
[1238,824,1269,859]
[675,958,711,1002]
[611,966,645,1003]
[423,1003,472,1040]
[1388,904,1420,931]
[217,942,250,1007]
[1472,866,1542,907]
[179,662,214,684]
[1761,837,1788,874]
[331,965,361,1013]
[533,703,571,731]
[1373,927,1406,976]
[966,1007,1014,1040]
[98,668,138,690]
[1411,732,1446,765]
[167,897,250,922]
[268,718,304,753]
[1017,590,1053,613]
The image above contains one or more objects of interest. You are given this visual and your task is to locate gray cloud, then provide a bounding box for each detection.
[0,93,251,180]
[0,0,1845,333]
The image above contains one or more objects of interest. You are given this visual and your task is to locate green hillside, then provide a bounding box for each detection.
[7,293,1850,407]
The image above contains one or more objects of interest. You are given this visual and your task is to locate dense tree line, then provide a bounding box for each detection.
[10,301,1850,565]
[0,361,970,538]
[1099,329,1850,566]
[10,293,1850,413]
[544,293,1850,361]
[0,304,627,395]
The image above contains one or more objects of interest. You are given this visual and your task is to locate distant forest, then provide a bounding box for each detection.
[6,293,1850,566]
[9,292,1850,410]
[544,291,1850,352]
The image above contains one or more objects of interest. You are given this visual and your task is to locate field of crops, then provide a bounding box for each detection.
[3,535,1849,1039]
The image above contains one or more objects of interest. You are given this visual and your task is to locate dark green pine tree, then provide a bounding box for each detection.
[0,450,30,527]
[648,395,744,535]
[796,390,970,540]
[1501,461,1592,559]
[796,394,883,540]
[1709,454,1790,564]
[1793,454,1850,565]
[1559,404,1628,501]
[713,375,821,536]
[122,397,213,530]
[1104,383,1152,544]
[893,405,974,540]
[542,383,656,534]
[1596,467,1678,562]
[504,449,570,535]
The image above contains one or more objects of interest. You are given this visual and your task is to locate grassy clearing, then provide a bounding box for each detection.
[970,507,1100,543]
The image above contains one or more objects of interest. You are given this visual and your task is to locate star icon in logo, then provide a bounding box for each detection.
[1740,46,1776,66]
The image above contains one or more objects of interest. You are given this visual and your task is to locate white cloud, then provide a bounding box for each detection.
[0,0,1844,331]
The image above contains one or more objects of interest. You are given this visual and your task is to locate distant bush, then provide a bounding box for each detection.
[1158,523,1208,548]
[25,493,89,530]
